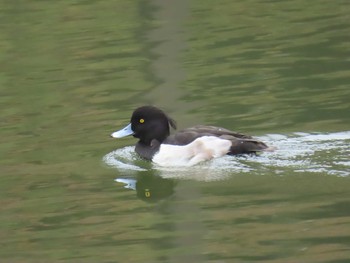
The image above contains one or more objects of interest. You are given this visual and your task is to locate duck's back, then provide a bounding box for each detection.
[164,125,269,155]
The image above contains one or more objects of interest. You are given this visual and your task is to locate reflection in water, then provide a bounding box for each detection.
[141,0,202,127]
[116,173,176,202]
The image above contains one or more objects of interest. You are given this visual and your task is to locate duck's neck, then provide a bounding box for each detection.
[138,132,168,147]
[135,139,161,160]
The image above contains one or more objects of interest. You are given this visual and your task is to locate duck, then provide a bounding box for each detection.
[111,106,273,166]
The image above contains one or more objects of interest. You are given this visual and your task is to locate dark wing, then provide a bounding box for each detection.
[183,125,252,139]
[164,125,252,145]
[164,125,269,154]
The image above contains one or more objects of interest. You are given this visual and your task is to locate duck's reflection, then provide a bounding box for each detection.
[116,172,176,202]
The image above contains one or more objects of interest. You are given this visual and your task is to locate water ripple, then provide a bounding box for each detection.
[103,131,350,181]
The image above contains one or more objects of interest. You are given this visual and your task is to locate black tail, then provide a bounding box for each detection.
[228,139,271,155]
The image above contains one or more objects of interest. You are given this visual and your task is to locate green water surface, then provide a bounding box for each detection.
[1,0,350,262]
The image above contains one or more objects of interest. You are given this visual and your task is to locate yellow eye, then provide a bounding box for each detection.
[139,118,145,123]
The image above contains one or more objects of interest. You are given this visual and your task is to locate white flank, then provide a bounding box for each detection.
[152,136,232,167]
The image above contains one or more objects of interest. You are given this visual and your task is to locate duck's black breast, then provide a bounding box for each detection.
[135,139,162,160]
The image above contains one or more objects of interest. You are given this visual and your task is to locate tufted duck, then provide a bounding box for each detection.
[111,106,272,166]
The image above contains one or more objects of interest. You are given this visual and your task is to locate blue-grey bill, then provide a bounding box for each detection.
[111,123,134,138]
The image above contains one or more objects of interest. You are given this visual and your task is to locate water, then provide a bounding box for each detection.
[1,0,350,262]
